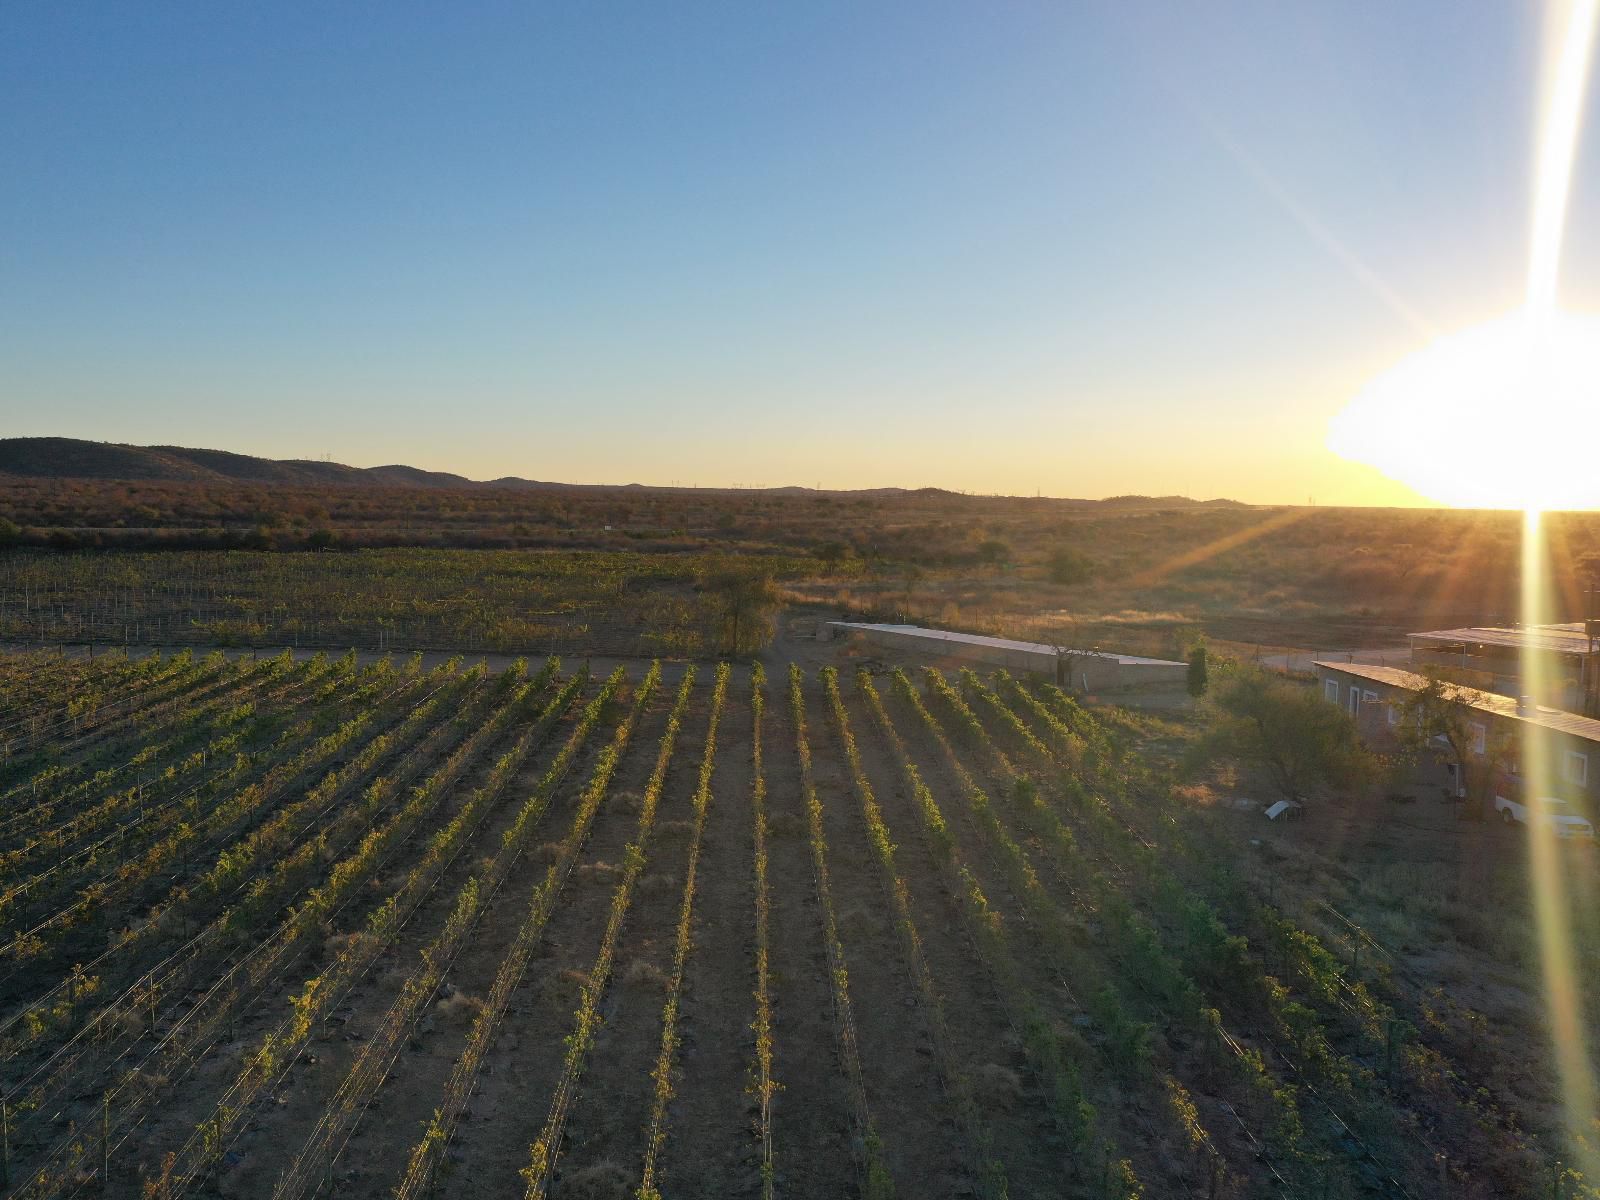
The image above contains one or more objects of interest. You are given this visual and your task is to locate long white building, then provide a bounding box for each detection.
[826,622,1187,693]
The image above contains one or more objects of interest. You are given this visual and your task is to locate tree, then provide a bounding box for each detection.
[1186,646,1209,698]
[1192,668,1375,804]
[813,540,851,571]
[703,570,780,655]
[1394,674,1511,820]
[976,539,1010,570]
[1046,546,1094,586]
[897,564,924,621]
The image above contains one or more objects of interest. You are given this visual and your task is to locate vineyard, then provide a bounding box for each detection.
[0,550,825,657]
[0,648,1582,1199]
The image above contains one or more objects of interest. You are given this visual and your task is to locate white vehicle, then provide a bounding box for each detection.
[1494,794,1596,839]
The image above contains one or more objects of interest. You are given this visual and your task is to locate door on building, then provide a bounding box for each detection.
[1348,686,1360,717]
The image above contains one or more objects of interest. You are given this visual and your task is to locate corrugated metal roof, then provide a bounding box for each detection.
[1314,660,1600,744]
[1409,624,1596,655]
[830,622,1184,667]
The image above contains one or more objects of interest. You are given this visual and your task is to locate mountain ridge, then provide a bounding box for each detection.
[0,437,1246,506]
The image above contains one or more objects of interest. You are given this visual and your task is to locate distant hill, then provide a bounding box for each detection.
[0,438,507,489]
[1099,494,1248,509]
[0,437,1242,506]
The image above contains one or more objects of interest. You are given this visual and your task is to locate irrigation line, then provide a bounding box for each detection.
[19,669,557,1200]
[0,663,412,984]
[0,667,482,1130]
[0,663,469,1060]
[273,667,624,1200]
[0,652,299,853]
[0,653,274,822]
[390,669,646,1200]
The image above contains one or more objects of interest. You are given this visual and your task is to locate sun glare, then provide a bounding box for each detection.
[1328,0,1599,513]
[1327,307,1600,510]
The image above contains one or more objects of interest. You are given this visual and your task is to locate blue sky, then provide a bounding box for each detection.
[2,2,1594,502]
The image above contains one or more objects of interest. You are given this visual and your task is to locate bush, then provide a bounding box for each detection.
[1046,546,1093,585]
[976,539,1010,567]
[1187,645,1208,697]
[1191,667,1375,803]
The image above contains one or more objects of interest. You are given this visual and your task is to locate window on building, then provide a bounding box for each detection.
[1362,690,1378,704]
[1565,751,1588,787]
[1324,678,1339,703]
[1387,704,1399,726]
[1470,722,1487,756]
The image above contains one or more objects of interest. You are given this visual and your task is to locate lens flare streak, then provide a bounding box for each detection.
[1521,510,1600,1182]
[1331,0,1600,1176]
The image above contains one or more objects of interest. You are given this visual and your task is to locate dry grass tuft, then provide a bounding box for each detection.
[322,929,361,962]
[130,1068,170,1097]
[1171,783,1217,807]
[767,812,806,840]
[539,968,590,1011]
[972,1063,1023,1109]
[575,861,622,884]
[555,1161,634,1200]
[621,959,667,990]
[837,906,877,942]
[636,872,676,896]
[435,988,485,1023]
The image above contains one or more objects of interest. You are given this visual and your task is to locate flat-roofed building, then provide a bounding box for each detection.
[1408,622,1600,712]
[1316,660,1599,828]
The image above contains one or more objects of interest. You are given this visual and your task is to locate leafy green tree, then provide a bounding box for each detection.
[1192,667,1375,804]
[813,540,851,570]
[1394,673,1512,820]
[703,569,780,654]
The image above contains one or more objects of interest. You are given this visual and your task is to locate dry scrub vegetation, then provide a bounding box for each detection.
[9,479,1600,659]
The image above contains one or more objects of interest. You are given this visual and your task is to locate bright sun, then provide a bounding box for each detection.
[1331,0,1598,513]
[1327,306,1600,510]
